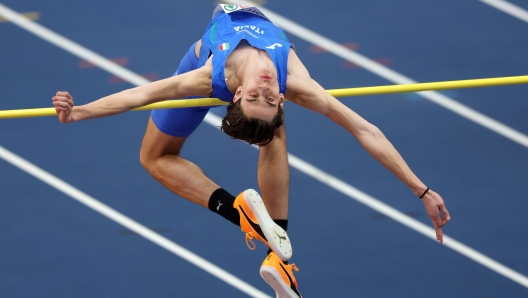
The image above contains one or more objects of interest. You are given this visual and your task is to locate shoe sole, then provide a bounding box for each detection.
[260,265,299,298]
[244,189,292,261]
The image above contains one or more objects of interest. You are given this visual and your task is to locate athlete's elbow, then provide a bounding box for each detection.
[359,123,384,141]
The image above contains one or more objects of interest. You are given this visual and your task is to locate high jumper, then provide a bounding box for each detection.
[52,4,450,297]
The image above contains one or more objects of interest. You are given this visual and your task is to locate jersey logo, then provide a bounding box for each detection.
[220,4,245,13]
[266,43,283,50]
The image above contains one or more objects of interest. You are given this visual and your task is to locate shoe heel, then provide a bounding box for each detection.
[260,265,299,298]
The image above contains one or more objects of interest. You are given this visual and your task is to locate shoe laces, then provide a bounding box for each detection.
[290,263,299,272]
[245,232,256,250]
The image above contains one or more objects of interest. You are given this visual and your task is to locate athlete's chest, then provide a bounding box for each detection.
[225,41,270,66]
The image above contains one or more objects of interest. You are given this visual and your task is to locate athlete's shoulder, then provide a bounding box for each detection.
[287,48,308,78]
[171,62,213,97]
[285,48,314,99]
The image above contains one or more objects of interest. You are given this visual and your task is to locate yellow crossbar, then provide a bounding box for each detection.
[326,75,528,97]
[1,75,527,120]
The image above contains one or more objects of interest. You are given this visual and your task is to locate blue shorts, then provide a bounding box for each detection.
[150,42,214,137]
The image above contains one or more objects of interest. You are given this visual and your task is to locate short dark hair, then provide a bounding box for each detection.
[221,99,284,146]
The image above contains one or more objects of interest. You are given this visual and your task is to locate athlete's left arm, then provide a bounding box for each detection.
[285,49,451,243]
[52,65,212,123]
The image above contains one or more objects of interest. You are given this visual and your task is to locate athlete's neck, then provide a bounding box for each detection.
[225,40,278,92]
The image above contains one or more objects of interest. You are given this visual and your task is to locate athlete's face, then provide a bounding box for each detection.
[233,74,284,122]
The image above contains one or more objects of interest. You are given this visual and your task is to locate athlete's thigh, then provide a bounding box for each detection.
[150,40,210,139]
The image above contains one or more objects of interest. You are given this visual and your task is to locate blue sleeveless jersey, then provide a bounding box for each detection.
[197,5,292,102]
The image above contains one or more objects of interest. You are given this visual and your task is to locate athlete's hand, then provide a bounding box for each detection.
[52,91,74,123]
[421,189,450,244]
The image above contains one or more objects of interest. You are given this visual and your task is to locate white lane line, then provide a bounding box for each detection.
[0,4,149,87]
[480,0,528,23]
[227,0,528,149]
[0,146,271,298]
[1,1,527,290]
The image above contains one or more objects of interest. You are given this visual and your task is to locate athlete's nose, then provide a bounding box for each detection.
[258,84,270,91]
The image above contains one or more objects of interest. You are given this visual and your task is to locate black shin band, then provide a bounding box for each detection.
[273,219,288,232]
[208,188,240,226]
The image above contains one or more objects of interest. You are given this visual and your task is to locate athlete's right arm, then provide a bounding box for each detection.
[52,66,212,123]
[286,49,450,243]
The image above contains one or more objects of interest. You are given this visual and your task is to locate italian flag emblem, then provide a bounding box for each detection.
[219,43,230,51]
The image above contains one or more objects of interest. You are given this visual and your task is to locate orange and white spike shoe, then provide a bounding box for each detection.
[260,252,302,298]
[234,189,292,261]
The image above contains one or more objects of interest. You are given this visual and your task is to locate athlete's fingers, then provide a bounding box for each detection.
[55,91,71,98]
[52,95,74,107]
[433,223,444,244]
[53,99,72,123]
[432,220,443,244]
[435,208,447,228]
[430,207,443,228]
[440,204,451,226]
[53,100,73,109]
[53,100,71,109]
[54,92,74,103]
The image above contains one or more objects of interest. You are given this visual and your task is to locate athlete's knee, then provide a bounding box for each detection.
[139,144,154,172]
[139,142,162,172]
[139,141,184,175]
[140,118,186,172]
